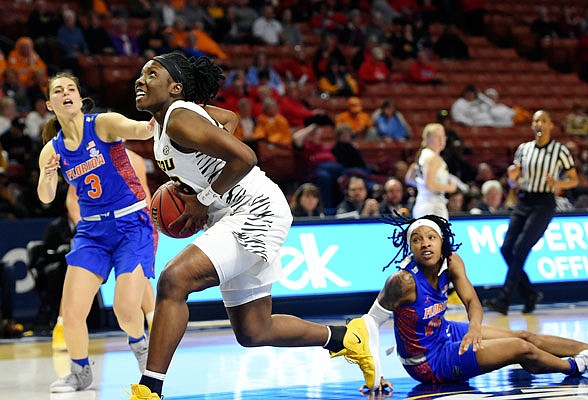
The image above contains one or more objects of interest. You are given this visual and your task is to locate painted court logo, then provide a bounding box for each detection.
[405,385,588,399]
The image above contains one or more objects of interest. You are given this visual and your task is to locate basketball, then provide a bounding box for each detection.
[150,181,198,238]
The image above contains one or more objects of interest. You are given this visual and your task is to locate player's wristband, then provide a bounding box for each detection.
[197,185,220,206]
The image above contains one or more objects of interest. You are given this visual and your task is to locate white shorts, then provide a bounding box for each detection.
[192,187,292,308]
[412,197,449,220]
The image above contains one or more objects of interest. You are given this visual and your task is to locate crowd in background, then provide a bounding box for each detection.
[0,0,587,221]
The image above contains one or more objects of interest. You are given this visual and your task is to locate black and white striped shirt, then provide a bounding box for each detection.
[514,140,575,193]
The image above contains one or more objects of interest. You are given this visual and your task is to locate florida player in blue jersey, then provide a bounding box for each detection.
[37,72,155,393]
[361,214,588,388]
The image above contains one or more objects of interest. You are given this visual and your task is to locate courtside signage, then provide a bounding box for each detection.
[98,214,588,307]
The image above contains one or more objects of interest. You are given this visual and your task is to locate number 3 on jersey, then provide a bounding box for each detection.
[84,173,103,199]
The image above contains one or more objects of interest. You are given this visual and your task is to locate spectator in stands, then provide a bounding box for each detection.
[84,11,116,55]
[0,98,19,135]
[357,46,392,84]
[447,190,465,214]
[280,8,303,46]
[27,0,60,41]
[152,0,178,28]
[188,21,228,61]
[226,0,259,44]
[433,24,470,60]
[0,49,6,84]
[56,9,89,73]
[482,87,516,127]
[331,123,371,173]
[290,182,324,218]
[167,16,190,50]
[2,69,30,112]
[450,84,495,126]
[180,0,215,32]
[292,123,345,214]
[379,178,411,217]
[564,100,588,137]
[233,98,261,153]
[0,144,7,170]
[178,31,208,59]
[309,0,348,33]
[318,57,359,98]
[364,9,389,43]
[110,16,141,56]
[405,49,443,85]
[0,167,28,219]
[470,179,505,215]
[460,0,487,36]
[335,97,372,140]
[531,6,562,40]
[341,9,367,48]
[252,98,292,146]
[556,5,581,39]
[274,45,316,84]
[219,75,251,112]
[351,35,378,73]
[372,98,412,141]
[138,17,172,56]
[25,98,53,143]
[312,32,347,79]
[335,176,380,218]
[245,52,285,95]
[389,22,419,60]
[7,37,48,88]
[26,70,47,113]
[278,82,315,128]
[0,117,34,167]
[206,0,229,41]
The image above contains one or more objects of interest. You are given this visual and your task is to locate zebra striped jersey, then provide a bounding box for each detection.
[514,140,575,193]
[153,100,285,262]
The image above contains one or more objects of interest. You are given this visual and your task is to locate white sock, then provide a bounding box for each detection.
[144,369,166,381]
[367,300,393,327]
[322,326,332,348]
[56,316,64,326]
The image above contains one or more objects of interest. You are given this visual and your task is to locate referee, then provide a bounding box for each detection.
[485,110,578,315]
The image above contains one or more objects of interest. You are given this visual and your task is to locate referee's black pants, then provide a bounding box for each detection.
[499,192,555,302]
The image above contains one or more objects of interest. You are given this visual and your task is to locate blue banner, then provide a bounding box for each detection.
[97,214,588,308]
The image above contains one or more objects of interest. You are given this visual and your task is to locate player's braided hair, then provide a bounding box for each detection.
[381,212,461,271]
[155,52,225,104]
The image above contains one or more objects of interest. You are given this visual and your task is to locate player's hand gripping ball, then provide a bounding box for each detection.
[150,181,199,238]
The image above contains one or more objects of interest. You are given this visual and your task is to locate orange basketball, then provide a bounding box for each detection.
[150,181,198,238]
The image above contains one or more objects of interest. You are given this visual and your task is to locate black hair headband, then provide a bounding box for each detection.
[153,55,184,85]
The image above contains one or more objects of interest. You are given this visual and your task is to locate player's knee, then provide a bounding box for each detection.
[515,329,534,341]
[112,303,138,325]
[512,339,537,360]
[157,267,187,299]
[234,326,267,347]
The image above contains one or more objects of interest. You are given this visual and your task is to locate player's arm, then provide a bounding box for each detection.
[95,112,154,141]
[377,270,416,310]
[203,105,239,135]
[37,142,60,204]
[166,108,256,196]
[126,149,151,203]
[449,253,484,354]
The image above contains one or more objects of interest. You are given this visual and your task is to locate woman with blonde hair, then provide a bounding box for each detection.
[406,123,457,219]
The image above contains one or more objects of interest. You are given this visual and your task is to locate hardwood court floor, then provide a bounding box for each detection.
[3,302,588,400]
